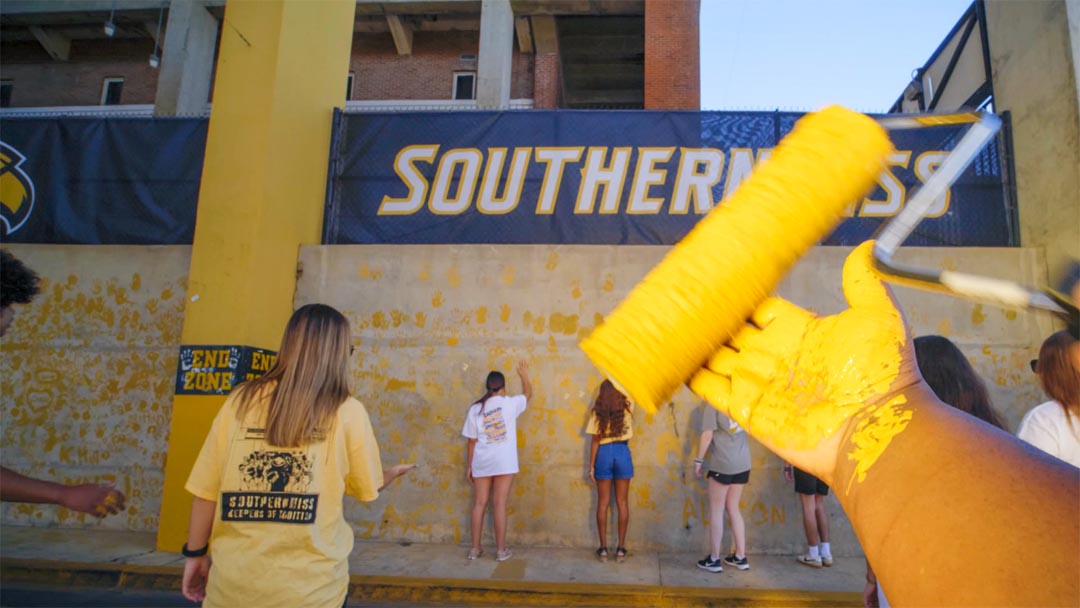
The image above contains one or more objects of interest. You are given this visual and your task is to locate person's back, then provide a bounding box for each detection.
[1018,330,1080,467]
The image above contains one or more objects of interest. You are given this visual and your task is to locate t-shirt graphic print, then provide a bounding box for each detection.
[223,439,319,524]
[462,394,527,477]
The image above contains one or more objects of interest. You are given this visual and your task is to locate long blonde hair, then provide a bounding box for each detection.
[234,304,352,447]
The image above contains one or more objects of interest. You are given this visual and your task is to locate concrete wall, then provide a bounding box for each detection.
[0,245,189,531]
[985,0,1080,283]
[296,244,1055,556]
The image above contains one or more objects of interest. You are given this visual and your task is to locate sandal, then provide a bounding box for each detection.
[467,548,484,560]
[615,547,628,562]
[596,546,609,562]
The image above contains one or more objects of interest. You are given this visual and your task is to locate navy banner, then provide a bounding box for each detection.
[0,117,206,244]
[324,111,1016,246]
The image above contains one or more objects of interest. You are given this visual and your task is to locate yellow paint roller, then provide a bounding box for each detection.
[580,105,893,414]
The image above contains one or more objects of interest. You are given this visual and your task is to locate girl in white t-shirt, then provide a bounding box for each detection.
[1018,330,1080,468]
[462,361,532,562]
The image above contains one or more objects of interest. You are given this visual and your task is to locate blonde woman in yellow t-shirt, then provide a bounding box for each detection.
[182,304,414,608]
[586,380,634,562]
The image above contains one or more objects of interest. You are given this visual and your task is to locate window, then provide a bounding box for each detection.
[453,72,476,100]
[101,78,124,105]
[0,80,12,108]
[346,72,355,101]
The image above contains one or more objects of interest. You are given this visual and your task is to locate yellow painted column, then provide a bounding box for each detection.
[156,0,355,550]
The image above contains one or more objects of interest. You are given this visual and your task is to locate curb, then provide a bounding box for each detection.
[0,558,861,607]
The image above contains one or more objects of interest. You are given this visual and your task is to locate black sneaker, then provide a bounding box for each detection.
[696,555,723,572]
[723,554,750,570]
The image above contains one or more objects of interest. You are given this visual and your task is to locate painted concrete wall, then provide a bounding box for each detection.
[296,244,1055,556]
[985,0,1080,284]
[0,245,189,531]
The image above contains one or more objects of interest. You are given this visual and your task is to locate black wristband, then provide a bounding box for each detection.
[182,542,209,558]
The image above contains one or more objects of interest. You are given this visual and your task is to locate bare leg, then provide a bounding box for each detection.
[491,474,515,553]
[706,477,730,559]
[596,479,612,549]
[800,493,820,546]
[814,495,830,543]
[725,483,746,558]
[614,478,630,550]
[471,476,493,552]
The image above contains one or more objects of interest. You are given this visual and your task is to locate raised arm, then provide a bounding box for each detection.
[516,360,533,401]
[689,242,1079,606]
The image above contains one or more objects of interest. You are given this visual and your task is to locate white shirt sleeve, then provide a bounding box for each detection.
[512,394,527,417]
[1017,407,1059,458]
[462,405,479,439]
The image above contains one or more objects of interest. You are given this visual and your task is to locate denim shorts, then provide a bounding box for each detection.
[595,441,634,480]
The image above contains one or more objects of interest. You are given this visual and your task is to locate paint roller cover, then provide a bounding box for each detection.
[580,105,893,414]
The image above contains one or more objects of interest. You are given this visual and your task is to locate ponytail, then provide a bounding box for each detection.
[474,371,506,415]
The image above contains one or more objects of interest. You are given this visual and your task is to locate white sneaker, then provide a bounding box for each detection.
[496,548,513,562]
[822,554,833,567]
[797,554,823,568]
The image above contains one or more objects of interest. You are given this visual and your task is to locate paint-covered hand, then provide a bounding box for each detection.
[61,483,126,517]
[689,241,921,485]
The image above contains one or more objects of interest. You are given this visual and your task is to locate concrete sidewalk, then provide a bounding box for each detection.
[0,527,863,606]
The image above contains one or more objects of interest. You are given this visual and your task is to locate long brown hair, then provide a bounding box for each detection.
[1037,330,1080,421]
[593,380,630,439]
[473,371,505,415]
[234,304,353,447]
[914,335,1005,430]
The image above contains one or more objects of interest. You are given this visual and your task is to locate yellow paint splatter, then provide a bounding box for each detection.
[130,274,141,290]
[448,267,462,287]
[415,312,426,328]
[971,304,986,325]
[502,265,515,286]
[418,265,430,281]
[602,274,614,292]
[1004,310,1017,320]
[500,304,511,323]
[431,291,444,308]
[545,252,559,271]
[846,395,913,491]
[476,307,487,324]
[359,263,383,280]
[937,319,950,336]
[371,311,389,329]
[571,282,582,299]
[385,378,417,391]
[390,310,406,327]
[549,313,579,335]
[547,335,558,353]
[447,336,459,346]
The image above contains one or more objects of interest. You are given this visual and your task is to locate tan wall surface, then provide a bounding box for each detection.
[0,245,189,531]
[296,244,1055,556]
[986,0,1080,283]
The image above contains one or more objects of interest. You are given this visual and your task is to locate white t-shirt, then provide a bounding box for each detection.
[462,394,527,477]
[1017,400,1080,468]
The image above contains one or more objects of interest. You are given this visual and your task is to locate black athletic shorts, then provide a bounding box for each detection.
[707,470,749,485]
[793,467,829,496]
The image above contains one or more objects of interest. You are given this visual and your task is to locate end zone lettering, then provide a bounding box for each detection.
[378,146,952,219]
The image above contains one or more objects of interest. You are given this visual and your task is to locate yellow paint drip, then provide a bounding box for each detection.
[545,252,559,271]
[971,304,986,325]
[845,395,913,491]
[581,106,893,413]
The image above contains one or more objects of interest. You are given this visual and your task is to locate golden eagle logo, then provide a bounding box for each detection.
[0,142,35,236]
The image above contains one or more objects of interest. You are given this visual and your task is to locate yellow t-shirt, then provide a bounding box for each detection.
[185,391,383,608]
[585,404,634,444]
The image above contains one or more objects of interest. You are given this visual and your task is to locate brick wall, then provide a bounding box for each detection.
[1,39,160,107]
[533,52,561,109]
[350,30,534,102]
[643,0,700,110]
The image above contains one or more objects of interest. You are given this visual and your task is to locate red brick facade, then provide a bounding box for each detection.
[533,51,560,109]
[644,0,700,110]
[1,38,160,107]
[350,31,534,102]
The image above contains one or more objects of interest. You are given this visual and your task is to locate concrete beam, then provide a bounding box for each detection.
[27,25,71,61]
[1,0,223,14]
[153,0,217,116]
[477,0,513,109]
[144,19,162,45]
[514,16,532,53]
[386,14,414,55]
[531,14,556,54]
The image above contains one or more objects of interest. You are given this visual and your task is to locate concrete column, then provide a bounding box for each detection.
[477,0,513,109]
[156,0,356,550]
[153,0,218,116]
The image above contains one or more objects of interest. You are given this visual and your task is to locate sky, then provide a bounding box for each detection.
[700,0,974,112]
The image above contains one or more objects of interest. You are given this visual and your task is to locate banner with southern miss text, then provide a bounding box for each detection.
[324,110,1015,246]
